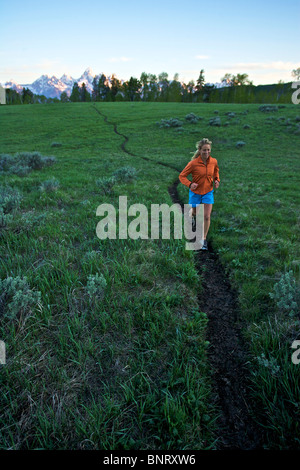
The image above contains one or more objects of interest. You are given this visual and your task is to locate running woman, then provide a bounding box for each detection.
[179,138,220,250]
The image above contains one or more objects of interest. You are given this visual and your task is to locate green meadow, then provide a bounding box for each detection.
[0,101,299,450]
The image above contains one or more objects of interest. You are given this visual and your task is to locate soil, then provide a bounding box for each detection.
[96,106,264,450]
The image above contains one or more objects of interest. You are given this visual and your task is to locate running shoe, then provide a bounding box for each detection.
[201,239,208,250]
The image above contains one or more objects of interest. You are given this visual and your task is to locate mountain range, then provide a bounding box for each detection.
[1,68,98,99]
[1,67,227,99]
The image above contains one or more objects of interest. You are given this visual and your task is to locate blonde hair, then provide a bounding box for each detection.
[191,138,212,160]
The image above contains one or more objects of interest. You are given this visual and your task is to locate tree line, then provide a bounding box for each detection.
[4,69,296,105]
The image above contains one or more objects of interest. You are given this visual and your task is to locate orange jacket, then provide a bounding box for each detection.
[179,155,220,195]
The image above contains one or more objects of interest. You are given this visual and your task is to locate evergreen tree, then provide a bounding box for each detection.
[107,74,121,101]
[5,88,22,105]
[123,77,141,101]
[22,87,34,104]
[195,69,205,101]
[80,82,91,102]
[182,80,195,103]
[60,91,69,102]
[98,74,109,101]
[168,74,182,102]
[202,83,215,102]
[187,80,196,102]
[196,69,205,91]
[92,76,100,101]
[70,82,80,102]
[37,95,47,104]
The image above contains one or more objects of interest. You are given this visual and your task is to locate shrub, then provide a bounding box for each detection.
[157,118,183,128]
[256,353,281,376]
[0,152,56,176]
[225,112,236,118]
[0,154,14,173]
[9,164,32,176]
[236,141,246,148]
[209,117,221,127]
[0,185,22,214]
[185,113,201,123]
[0,276,41,320]
[269,270,299,317]
[259,105,278,113]
[17,151,44,170]
[96,176,116,194]
[51,142,62,148]
[39,177,60,192]
[21,211,47,228]
[41,156,56,167]
[112,166,138,183]
[0,186,22,229]
[86,273,107,300]
[0,209,13,229]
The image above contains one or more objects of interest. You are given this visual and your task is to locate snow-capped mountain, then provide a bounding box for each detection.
[1,67,228,99]
[30,74,71,98]
[2,80,24,94]
[1,68,98,98]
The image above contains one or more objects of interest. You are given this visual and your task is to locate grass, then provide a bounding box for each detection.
[0,101,299,449]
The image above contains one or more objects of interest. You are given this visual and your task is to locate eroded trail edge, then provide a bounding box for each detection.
[94,105,263,450]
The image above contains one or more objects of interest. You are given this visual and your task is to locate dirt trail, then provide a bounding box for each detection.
[93,105,264,450]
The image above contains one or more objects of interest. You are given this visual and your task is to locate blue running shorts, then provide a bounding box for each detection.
[189,189,214,207]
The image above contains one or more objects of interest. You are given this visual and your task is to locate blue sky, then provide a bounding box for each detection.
[1,0,299,85]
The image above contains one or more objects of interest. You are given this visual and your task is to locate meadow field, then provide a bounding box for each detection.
[0,101,299,450]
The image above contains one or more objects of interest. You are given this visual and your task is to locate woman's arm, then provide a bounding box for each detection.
[179,161,194,188]
[214,161,220,188]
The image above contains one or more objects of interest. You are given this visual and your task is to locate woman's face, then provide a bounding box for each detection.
[200,144,211,160]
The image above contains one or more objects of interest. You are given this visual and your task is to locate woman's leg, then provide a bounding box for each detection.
[192,206,200,217]
[191,205,201,217]
[203,203,212,239]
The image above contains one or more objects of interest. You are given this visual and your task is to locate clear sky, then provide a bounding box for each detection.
[1,0,299,86]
